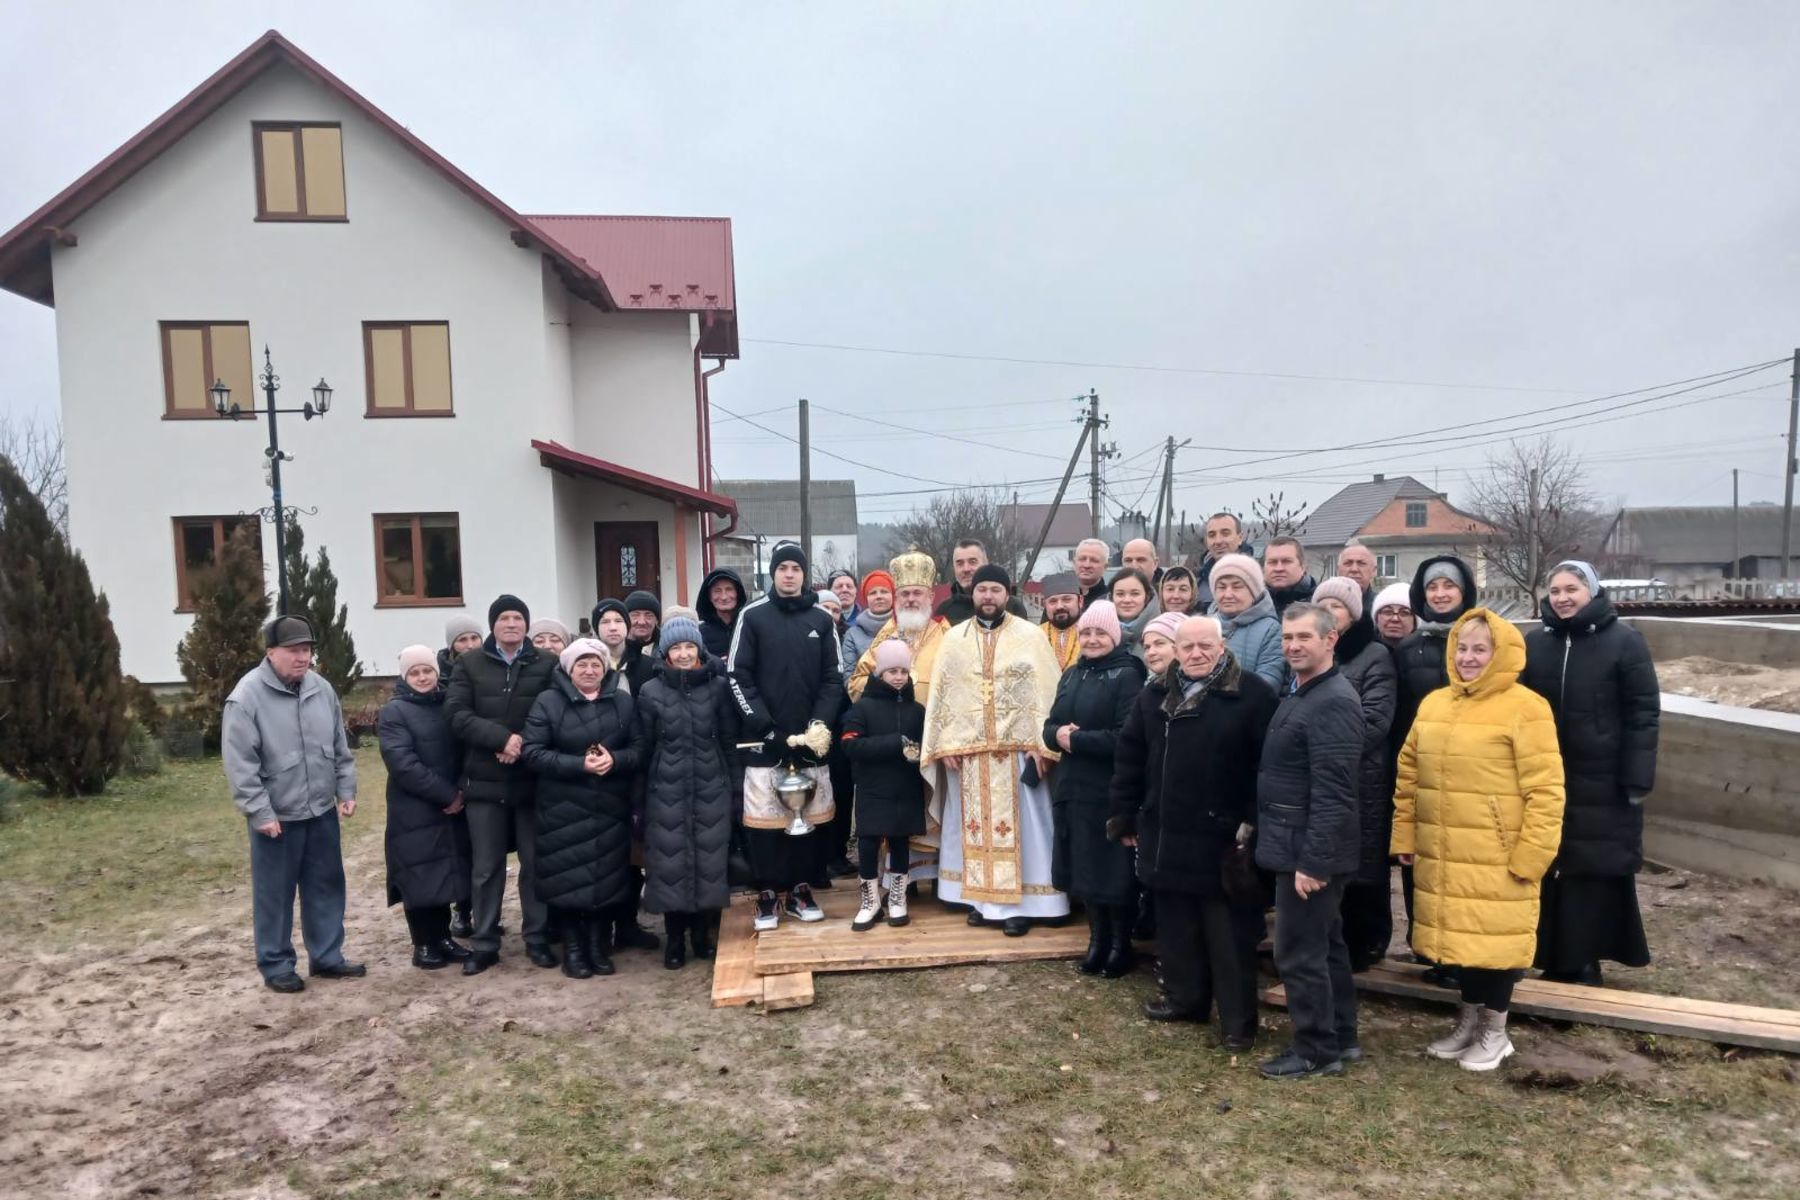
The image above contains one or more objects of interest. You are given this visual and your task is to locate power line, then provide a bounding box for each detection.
[798,404,1073,461]
[711,402,961,487]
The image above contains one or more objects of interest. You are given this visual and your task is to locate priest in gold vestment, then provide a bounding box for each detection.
[921,564,1068,933]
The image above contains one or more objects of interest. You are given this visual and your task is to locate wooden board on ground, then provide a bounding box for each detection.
[709,896,765,1008]
[751,884,1089,976]
[759,971,815,1012]
[1261,960,1800,1054]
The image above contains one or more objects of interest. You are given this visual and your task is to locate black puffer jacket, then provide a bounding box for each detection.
[635,657,741,913]
[1391,555,1477,758]
[1522,592,1660,876]
[1107,657,1278,897]
[522,670,640,912]
[444,637,557,805]
[1042,647,1147,808]
[933,581,1029,626]
[698,567,748,659]
[623,640,659,697]
[1335,617,1398,883]
[379,680,471,909]
[1255,668,1364,878]
[725,589,844,767]
[1268,572,1319,618]
[840,676,928,838]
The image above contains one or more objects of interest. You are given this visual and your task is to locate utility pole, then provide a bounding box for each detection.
[1732,469,1741,582]
[1086,389,1105,539]
[797,398,812,582]
[1159,437,1190,563]
[1020,404,1096,584]
[1783,349,1799,579]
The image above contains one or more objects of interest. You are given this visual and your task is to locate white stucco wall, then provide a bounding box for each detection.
[568,308,700,487]
[49,64,570,680]
[549,472,706,621]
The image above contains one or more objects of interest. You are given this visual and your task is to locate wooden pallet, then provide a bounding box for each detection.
[708,896,768,1008]
[1261,960,1800,1053]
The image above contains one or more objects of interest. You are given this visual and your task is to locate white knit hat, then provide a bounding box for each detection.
[1372,582,1412,618]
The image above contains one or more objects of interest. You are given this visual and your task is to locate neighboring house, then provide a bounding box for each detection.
[1600,505,1789,591]
[0,32,742,682]
[713,479,860,591]
[1298,474,1494,585]
[1001,501,1093,579]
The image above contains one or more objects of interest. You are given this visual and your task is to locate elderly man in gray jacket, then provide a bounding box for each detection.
[223,616,362,992]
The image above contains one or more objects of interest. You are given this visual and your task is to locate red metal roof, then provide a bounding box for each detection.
[0,29,736,351]
[532,439,737,519]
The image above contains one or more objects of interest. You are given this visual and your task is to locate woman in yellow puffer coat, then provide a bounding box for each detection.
[1392,609,1564,1072]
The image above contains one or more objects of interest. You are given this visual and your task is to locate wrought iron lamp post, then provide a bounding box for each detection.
[211,347,332,615]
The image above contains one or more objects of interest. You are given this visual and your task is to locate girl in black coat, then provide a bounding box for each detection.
[1522,561,1661,984]
[1106,637,1279,1046]
[841,639,929,931]
[1044,601,1149,979]
[379,646,474,970]
[634,619,741,969]
[522,639,641,980]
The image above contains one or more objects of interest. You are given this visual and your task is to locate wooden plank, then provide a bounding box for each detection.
[752,884,1090,976]
[709,896,765,1008]
[760,971,816,1012]
[1261,963,1800,1054]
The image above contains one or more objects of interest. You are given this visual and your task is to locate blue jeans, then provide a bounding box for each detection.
[249,808,348,979]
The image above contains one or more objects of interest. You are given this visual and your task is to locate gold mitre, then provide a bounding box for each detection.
[889,546,938,589]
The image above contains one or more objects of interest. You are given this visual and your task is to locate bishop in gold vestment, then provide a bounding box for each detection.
[922,567,1067,924]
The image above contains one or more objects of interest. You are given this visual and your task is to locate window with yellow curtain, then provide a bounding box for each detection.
[253,123,346,220]
[160,321,254,418]
[363,322,453,415]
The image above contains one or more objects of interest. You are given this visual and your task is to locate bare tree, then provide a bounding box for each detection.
[887,490,1034,583]
[0,413,65,534]
[1248,491,1309,544]
[1465,437,1607,599]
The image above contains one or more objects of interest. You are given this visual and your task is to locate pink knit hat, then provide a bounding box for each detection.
[1076,599,1122,646]
[397,644,437,676]
[873,638,913,675]
[1144,611,1184,645]
[1311,576,1365,621]
[1209,552,1265,597]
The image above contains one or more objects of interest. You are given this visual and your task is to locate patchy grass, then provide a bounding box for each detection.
[0,746,383,948]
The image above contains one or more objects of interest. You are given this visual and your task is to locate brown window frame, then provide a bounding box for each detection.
[159,321,257,421]
[362,322,455,417]
[372,512,465,608]
[172,516,263,612]
[252,121,348,222]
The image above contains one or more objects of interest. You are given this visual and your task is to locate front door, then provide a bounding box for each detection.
[595,521,661,601]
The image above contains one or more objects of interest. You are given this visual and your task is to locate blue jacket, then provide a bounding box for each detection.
[1213,592,1284,689]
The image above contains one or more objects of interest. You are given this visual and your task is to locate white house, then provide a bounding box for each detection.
[0,31,743,682]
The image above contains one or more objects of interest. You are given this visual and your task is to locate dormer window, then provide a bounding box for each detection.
[253,122,345,220]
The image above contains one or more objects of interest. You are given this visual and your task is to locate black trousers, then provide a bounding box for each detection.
[403,904,451,945]
[857,835,910,878]
[1460,967,1519,1012]
[815,753,856,873]
[1156,889,1261,1040]
[1340,876,1394,970]
[1272,874,1358,1063]
[1400,861,1419,952]
[466,799,548,953]
[746,825,815,892]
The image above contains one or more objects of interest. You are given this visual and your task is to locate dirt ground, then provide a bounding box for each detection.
[1657,655,1800,714]
[2,755,1798,1199]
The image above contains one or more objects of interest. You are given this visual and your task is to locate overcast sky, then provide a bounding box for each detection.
[4,1,1798,529]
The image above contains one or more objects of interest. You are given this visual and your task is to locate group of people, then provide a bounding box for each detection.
[222,513,1660,1083]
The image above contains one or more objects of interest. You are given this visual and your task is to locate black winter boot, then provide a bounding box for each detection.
[588,916,616,977]
[691,910,719,960]
[1079,906,1111,976]
[664,913,689,970]
[562,917,595,979]
[1102,905,1138,979]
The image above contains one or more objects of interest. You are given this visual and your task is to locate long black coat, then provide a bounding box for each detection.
[1336,618,1398,883]
[444,637,557,805]
[841,677,928,838]
[1390,555,1478,757]
[1106,656,1277,897]
[1255,668,1364,878]
[379,681,472,909]
[634,659,741,914]
[1522,593,1660,876]
[522,671,641,912]
[725,590,843,767]
[1043,646,1148,904]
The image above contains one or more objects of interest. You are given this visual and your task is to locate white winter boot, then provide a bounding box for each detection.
[886,872,911,927]
[1458,1008,1515,1072]
[852,878,884,932]
[1427,1003,1482,1060]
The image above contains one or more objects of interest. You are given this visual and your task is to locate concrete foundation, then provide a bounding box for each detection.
[1646,694,1800,888]
[1628,616,1800,670]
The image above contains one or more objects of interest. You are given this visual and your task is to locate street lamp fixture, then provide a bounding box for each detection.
[211,346,332,615]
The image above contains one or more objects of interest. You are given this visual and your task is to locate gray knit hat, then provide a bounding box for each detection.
[1548,559,1601,595]
[657,616,705,659]
[443,614,483,649]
